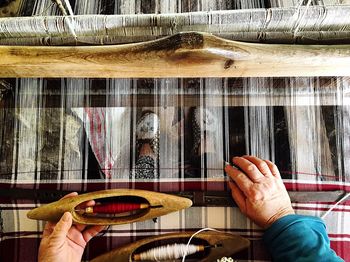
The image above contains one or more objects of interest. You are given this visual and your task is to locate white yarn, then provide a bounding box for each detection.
[54,0,77,39]
[63,0,77,39]
[136,243,199,261]
[63,0,75,16]
[182,227,221,262]
[321,192,350,219]
[292,0,312,37]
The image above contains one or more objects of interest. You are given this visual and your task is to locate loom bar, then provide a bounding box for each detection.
[1,32,350,78]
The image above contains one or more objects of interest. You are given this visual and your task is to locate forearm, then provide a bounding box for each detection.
[263,214,343,262]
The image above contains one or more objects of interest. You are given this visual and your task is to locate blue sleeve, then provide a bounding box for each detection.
[263,214,344,262]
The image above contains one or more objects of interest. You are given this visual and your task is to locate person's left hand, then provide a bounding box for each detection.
[38,192,105,262]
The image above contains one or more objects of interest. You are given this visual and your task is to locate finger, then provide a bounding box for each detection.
[74,224,87,232]
[225,164,253,194]
[228,181,246,214]
[242,155,273,177]
[42,222,56,238]
[76,200,95,209]
[82,225,106,243]
[85,200,95,206]
[264,160,281,178]
[60,192,78,200]
[233,157,265,182]
[51,212,73,244]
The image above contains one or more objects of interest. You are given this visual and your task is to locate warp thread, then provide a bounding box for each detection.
[54,0,77,39]
[292,0,312,37]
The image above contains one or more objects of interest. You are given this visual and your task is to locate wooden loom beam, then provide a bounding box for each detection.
[1,32,350,78]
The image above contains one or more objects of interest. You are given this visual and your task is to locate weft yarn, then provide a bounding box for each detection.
[134,243,200,261]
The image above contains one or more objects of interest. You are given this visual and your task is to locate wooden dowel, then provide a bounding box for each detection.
[1,32,350,78]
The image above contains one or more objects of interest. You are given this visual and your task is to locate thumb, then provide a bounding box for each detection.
[50,212,72,245]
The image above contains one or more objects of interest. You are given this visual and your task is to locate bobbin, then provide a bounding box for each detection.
[27,189,192,225]
[90,231,250,262]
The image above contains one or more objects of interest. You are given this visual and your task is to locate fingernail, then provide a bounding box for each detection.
[62,212,70,222]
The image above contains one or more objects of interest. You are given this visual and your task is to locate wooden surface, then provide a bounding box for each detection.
[1,32,350,78]
[90,231,250,262]
[26,189,193,225]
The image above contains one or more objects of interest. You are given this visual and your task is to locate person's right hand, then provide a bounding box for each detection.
[225,156,294,229]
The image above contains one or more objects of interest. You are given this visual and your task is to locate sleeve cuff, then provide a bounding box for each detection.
[263,214,326,244]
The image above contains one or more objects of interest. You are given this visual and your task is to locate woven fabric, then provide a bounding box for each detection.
[0,180,350,261]
[1,76,350,261]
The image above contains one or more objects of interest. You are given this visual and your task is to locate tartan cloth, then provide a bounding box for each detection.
[0,180,350,261]
[1,76,350,261]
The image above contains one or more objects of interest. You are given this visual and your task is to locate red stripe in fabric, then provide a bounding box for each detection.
[284,181,350,192]
[85,108,102,168]
[328,234,350,239]
[293,206,350,213]
[0,231,41,237]
[330,240,350,261]
[96,109,102,134]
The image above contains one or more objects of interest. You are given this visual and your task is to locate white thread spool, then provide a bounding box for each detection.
[133,243,203,261]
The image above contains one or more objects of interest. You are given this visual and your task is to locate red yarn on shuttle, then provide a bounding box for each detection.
[92,203,142,214]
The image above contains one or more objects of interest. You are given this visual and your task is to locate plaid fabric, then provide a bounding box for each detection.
[0,180,350,261]
[1,76,350,261]
[1,75,350,261]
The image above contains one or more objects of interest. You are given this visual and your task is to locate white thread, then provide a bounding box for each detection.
[134,228,227,261]
[321,192,350,219]
[135,243,199,261]
[182,227,221,262]
[54,0,77,39]
[292,0,312,37]
[63,0,74,16]
[62,0,77,40]
[34,2,55,16]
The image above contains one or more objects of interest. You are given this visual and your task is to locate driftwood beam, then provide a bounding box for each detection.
[1,32,350,78]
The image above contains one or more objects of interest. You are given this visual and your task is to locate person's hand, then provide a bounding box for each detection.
[38,192,105,262]
[225,156,294,228]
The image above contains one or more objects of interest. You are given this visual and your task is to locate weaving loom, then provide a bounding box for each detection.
[1,0,350,261]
